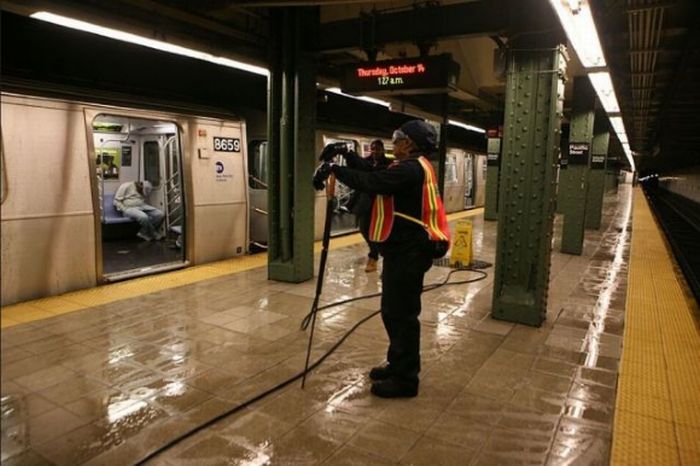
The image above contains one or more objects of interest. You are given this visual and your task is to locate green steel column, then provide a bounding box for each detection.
[605,157,618,192]
[267,8,318,282]
[585,109,610,230]
[555,129,568,214]
[484,127,502,220]
[491,46,567,326]
[559,76,595,255]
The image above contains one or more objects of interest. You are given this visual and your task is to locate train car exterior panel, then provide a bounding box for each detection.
[1,95,97,304]
[192,203,248,263]
[443,148,466,213]
[474,154,487,207]
[188,119,249,261]
[1,216,97,305]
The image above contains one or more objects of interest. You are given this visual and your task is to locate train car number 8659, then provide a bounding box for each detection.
[213,137,241,152]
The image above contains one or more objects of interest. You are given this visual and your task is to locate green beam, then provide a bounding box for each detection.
[492,45,567,327]
[585,109,610,230]
[267,8,318,283]
[319,0,557,52]
[559,76,595,255]
[484,129,502,221]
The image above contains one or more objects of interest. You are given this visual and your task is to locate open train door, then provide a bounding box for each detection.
[89,113,187,282]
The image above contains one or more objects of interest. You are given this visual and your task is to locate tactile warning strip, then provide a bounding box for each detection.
[611,189,700,466]
[0,208,483,328]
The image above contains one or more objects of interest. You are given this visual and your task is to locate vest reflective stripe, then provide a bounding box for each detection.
[417,157,450,242]
[369,195,394,242]
[368,156,450,244]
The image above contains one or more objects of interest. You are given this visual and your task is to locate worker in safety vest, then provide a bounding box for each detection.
[313,120,450,398]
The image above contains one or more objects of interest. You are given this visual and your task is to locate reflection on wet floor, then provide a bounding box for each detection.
[1,189,634,465]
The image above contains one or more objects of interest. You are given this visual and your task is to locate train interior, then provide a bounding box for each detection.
[92,114,186,280]
[247,139,269,250]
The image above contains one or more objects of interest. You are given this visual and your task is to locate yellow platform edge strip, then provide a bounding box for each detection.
[611,189,700,466]
[1,208,483,328]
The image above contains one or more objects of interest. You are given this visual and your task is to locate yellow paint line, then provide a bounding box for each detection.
[611,188,700,465]
[1,207,486,329]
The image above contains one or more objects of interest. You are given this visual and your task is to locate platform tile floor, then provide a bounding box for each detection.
[1,188,633,465]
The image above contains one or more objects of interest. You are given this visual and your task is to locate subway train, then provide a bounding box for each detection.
[249,131,486,244]
[1,92,486,305]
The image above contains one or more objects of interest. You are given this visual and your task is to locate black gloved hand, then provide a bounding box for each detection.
[312,163,334,191]
[319,142,349,162]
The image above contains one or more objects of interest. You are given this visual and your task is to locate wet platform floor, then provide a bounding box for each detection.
[1,188,633,465]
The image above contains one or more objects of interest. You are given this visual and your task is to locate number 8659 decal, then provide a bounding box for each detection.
[213,137,241,152]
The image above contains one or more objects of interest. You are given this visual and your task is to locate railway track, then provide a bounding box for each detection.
[644,186,700,305]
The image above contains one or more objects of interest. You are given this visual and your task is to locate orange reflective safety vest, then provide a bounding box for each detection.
[368,156,451,244]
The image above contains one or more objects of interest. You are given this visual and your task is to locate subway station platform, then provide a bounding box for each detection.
[2,186,699,465]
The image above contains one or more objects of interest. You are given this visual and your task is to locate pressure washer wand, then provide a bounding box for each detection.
[301,173,336,389]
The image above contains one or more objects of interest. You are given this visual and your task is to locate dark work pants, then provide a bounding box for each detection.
[380,245,432,385]
[358,213,380,260]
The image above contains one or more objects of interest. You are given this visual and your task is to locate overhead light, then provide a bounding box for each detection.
[325,87,390,108]
[588,72,620,113]
[549,0,636,172]
[609,116,625,134]
[448,120,486,134]
[548,0,606,68]
[30,11,269,76]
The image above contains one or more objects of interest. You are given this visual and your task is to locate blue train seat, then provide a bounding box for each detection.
[102,194,135,225]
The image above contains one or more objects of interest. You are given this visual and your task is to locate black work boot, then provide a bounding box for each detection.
[370,378,418,398]
[368,364,392,381]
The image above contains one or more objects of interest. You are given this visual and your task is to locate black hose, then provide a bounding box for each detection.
[134,267,487,465]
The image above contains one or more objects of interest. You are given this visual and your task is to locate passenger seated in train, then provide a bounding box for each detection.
[113,180,165,241]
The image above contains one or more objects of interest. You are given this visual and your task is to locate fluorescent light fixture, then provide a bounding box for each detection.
[30,11,269,76]
[609,116,626,135]
[606,117,635,171]
[588,72,620,113]
[325,87,391,108]
[548,0,606,68]
[549,1,636,172]
[448,119,486,134]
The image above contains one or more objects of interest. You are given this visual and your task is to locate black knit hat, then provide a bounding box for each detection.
[400,120,437,152]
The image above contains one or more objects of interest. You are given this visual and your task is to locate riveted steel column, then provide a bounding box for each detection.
[491,46,567,326]
[484,127,502,220]
[605,156,618,192]
[585,109,610,230]
[559,76,595,255]
[267,8,318,282]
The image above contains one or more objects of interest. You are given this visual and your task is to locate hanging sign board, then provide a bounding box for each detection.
[591,154,605,169]
[568,142,590,166]
[487,135,501,167]
[340,54,460,96]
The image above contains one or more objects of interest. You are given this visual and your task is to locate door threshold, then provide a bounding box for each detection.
[102,261,189,283]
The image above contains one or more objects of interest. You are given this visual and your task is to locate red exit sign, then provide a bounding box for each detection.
[341,54,459,96]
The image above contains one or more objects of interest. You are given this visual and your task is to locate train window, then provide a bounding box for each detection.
[143,141,161,187]
[445,155,458,185]
[248,141,269,189]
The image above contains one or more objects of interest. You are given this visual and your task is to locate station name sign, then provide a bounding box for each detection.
[340,54,460,96]
[568,142,590,166]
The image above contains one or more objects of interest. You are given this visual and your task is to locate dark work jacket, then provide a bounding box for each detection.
[333,155,430,256]
[343,151,391,217]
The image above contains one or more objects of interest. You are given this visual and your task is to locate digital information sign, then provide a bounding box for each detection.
[340,54,460,96]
